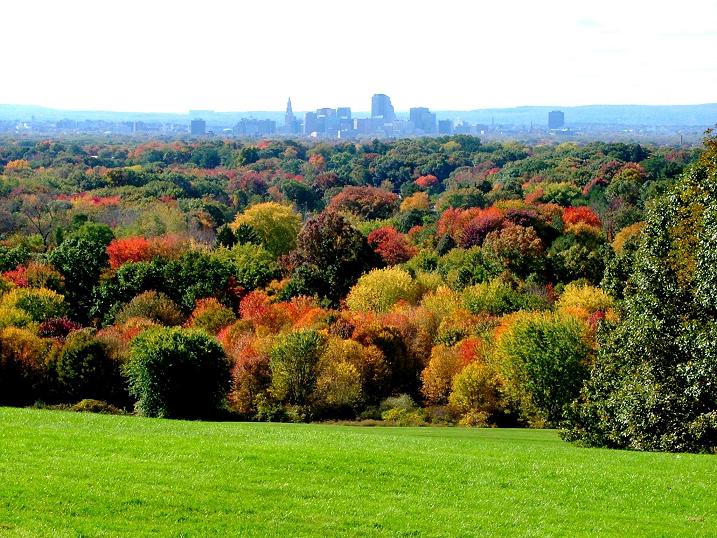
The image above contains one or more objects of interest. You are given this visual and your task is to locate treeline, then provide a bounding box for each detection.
[0,132,713,452]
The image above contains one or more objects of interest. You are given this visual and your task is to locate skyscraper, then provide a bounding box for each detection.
[409,107,437,134]
[285,98,295,127]
[304,112,318,135]
[190,118,206,137]
[438,119,453,135]
[371,94,395,121]
[548,110,565,130]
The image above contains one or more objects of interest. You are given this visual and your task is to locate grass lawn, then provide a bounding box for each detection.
[0,407,714,537]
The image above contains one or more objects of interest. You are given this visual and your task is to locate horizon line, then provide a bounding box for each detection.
[2,102,717,116]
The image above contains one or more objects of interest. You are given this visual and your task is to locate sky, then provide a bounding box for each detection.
[2,0,716,113]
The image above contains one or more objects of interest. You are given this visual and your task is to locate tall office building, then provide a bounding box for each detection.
[438,119,453,135]
[285,98,297,132]
[409,107,437,134]
[190,118,206,136]
[304,112,318,135]
[548,110,565,130]
[371,94,395,121]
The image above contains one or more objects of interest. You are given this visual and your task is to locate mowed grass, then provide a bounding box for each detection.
[0,408,715,537]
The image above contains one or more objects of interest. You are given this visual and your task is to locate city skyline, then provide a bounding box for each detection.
[1,0,716,113]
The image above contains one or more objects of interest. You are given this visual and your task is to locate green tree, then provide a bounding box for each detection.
[564,132,717,452]
[231,202,301,256]
[269,330,326,405]
[126,327,231,418]
[497,312,591,426]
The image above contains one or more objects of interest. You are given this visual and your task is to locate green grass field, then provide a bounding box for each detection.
[0,407,714,537]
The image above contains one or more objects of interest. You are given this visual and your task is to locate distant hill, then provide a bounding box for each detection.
[1,103,716,128]
[433,104,717,127]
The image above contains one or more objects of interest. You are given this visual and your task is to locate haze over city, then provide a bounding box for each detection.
[2,0,716,113]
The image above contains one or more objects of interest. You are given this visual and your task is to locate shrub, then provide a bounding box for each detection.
[379,393,418,413]
[462,279,548,316]
[0,307,33,329]
[126,327,231,418]
[230,202,301,256]
[314,360,362,411]
[114,291,183,326]
[0,287,68,323]
[563,206,601,228]
[381,407,427,426]
[448,361,501,425]
[107,236,152,269]
[555,282,614,317]
[0,327,52,405]
[346,268,420,313]
[214,242,280,290]
[69,399,125,415]
[400,191,430,212]
[420,345,464,405]
[50,329,124,404]
[187,298,236,334]
[38,317,82,338]
[269,329,326,406]
[367,227,417,266]
[328,186,399,220]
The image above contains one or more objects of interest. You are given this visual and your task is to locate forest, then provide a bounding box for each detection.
[0,131,715,452]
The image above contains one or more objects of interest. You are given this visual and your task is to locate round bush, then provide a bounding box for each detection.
[0,287,68,323]
[187,298,236,334]
[448,361,501,425]
[51,329,124,404]
[346,267,419,313]
[0,327,51,405]
[115,291,183,326]
[125,327,231,418]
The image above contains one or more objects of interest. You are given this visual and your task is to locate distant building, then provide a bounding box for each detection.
[284,98,299,134]
[233,118,275,137]
[438,119,453,135]
[371,94,395,122]
[354,118,373,135]
[548,110,565,130]
[454,120,472,134]
[409,107,437,134]
[304,112,318,135]
[337,107,352,132]
[190,118,206,137]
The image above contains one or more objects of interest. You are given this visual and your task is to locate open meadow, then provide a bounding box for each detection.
[0,407,714,537]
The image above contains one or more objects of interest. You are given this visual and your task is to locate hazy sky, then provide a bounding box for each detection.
[2,0,716,112]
